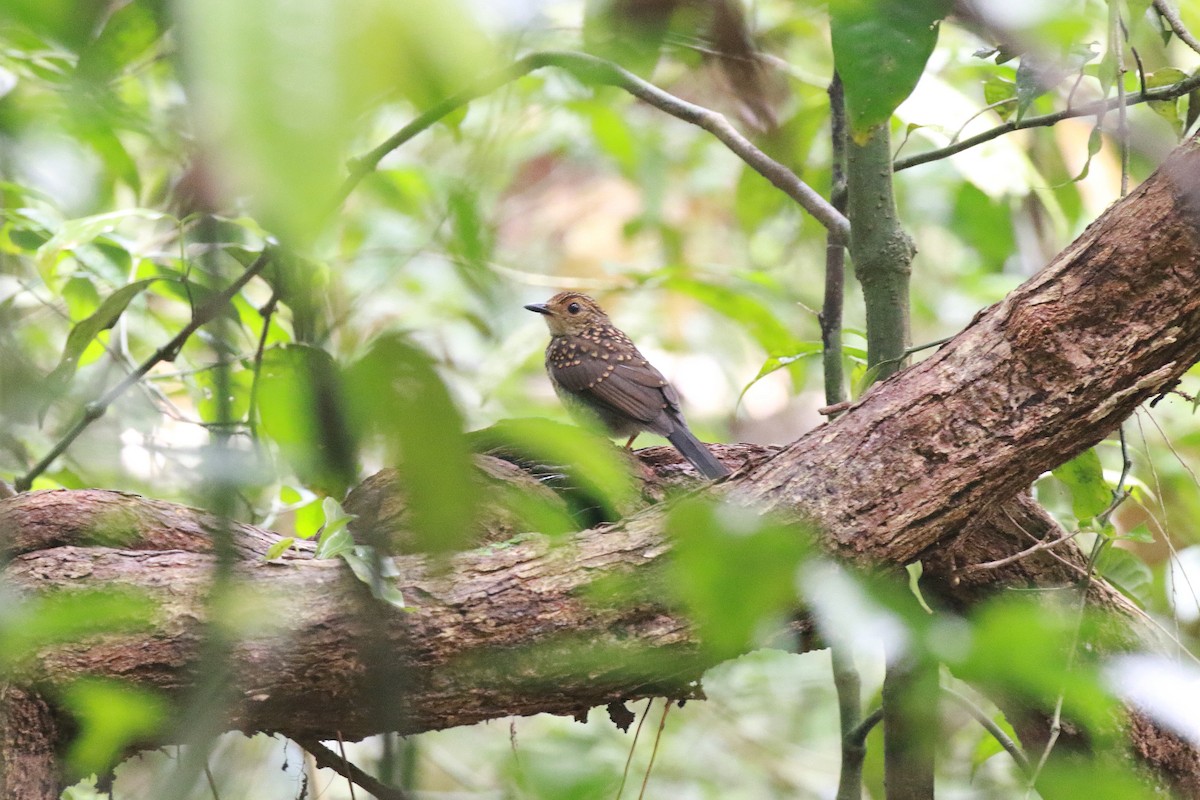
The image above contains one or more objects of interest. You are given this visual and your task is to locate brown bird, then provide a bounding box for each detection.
[525,292,730,479]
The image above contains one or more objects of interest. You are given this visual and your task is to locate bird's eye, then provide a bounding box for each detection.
[567,302,581,314]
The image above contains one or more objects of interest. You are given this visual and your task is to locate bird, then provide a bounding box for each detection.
[525,292,730,480]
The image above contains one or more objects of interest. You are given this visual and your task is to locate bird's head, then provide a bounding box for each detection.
[524,292,611,336]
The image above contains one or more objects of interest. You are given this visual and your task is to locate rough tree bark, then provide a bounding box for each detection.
[4,138,1200,797]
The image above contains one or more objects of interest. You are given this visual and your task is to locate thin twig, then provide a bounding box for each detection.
[1114,12,1131,198]
[637,700,671,800]
[616,699,654,800]
[334,51,849,239]
[203,761,222,800]
[846,706,885,747]
[895,70,1200,171]
[14,250,273,492]
[245,291,280,441]
[822,72,849,413]
[949,98,1017,144]
[337,732,357,800]
[295,736,412,800]
[962,529,1083,573]
[1155,0,1200,56]
[943,686,1030,775]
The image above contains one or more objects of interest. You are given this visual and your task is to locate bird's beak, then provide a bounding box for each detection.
[524,303,550,315]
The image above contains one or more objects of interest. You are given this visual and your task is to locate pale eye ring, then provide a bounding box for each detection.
[567,302,581,314]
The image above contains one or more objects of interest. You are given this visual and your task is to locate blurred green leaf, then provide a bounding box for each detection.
[735,164,790,232]
[341,547,407,609]
[582,0,671,77]
[667,498,811,659]
[264,536,295,560]
[1037,754,1156,799]
[74,2,162,85]
[0,588,157,671]
[1146,68,1189,133]
[61,679,166,778]
[830,0,952,138]
[1052,447,1111,524]
[0,0,113,51]
[344,334,477,553]
[470,418,636,522]
[1094,546,1151,606]
[257,344,359,497]
[45,278,156,390]
[982,76,1017,121]
[663,276,800,356]
[569,100,637,174]
[178,0,494,241]
[945,599,1118,739]
[37,209,166,285]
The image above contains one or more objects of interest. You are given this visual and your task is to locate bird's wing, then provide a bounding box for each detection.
[549,339,674,427]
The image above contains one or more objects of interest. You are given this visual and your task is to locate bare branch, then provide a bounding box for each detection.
[1155,0,1200,57]
[894,71,1200,172]
[334,51,850,239]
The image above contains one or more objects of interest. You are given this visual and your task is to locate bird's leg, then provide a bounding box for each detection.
[624,434,639,450]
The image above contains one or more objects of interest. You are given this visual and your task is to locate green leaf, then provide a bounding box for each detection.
[737,345,823,407]
[830,0,952,138]
[314,527,354,560]
[177,0,494,242]
[264,537,295,561]
[1116,522,1154,544]
[1052,447,1111,524]
[74,2,162,85]
[969,707,1019,776]
[663,276,801,356]
[982,75,1017,121]
[906,561,933,614]
[343,334,477,554]
[1145,68,1189,133]
[469,418,636,521]
[1094,546,1151,606]
[341,547,407,609]
[47,278,157,386]
[36,209,166,282]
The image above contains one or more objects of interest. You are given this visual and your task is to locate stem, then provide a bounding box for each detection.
[833,646,866,800]
[822,73,849,409]
[847,126,915,374]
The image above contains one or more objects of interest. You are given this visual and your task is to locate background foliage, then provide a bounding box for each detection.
[2,0,1200,797]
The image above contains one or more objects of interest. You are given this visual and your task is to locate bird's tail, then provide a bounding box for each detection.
[666,427,730,480]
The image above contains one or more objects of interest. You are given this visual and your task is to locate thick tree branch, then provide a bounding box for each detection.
[6,134,1200,795]
[746,135,1200,567]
